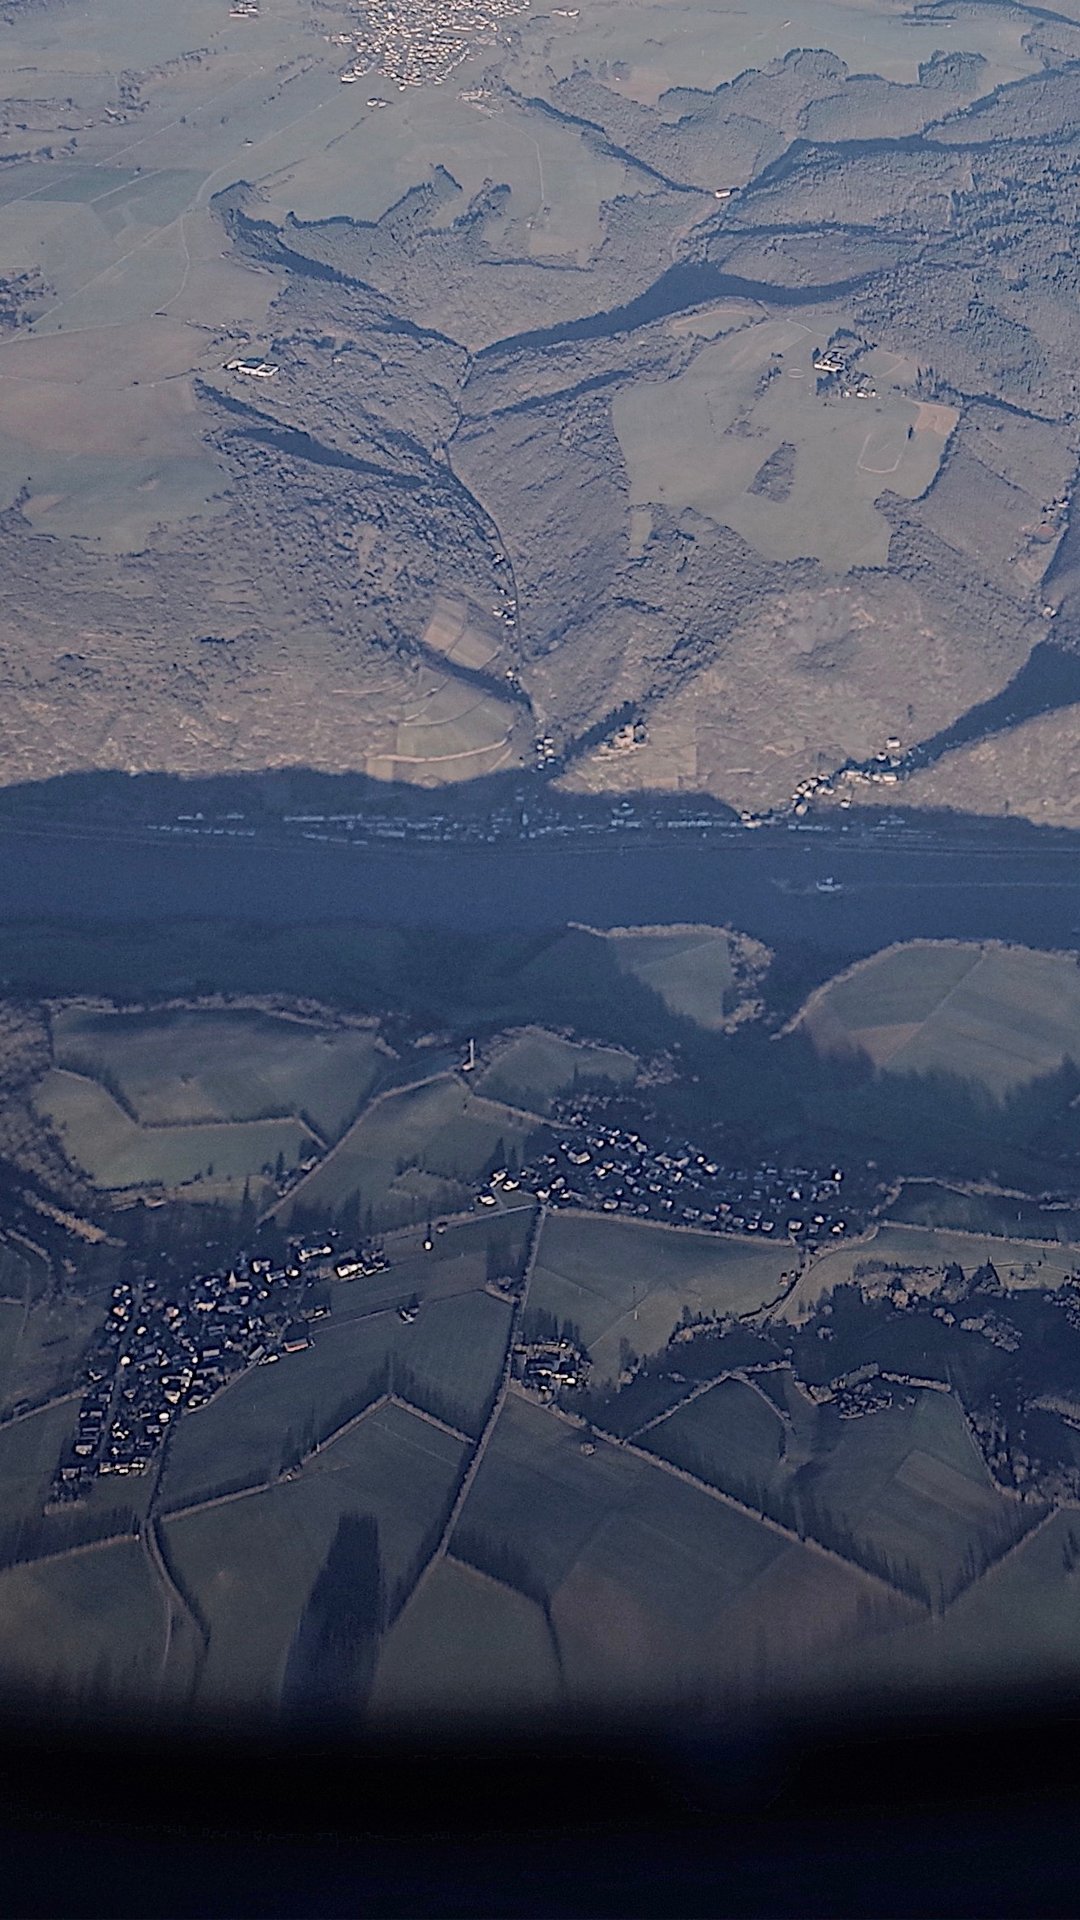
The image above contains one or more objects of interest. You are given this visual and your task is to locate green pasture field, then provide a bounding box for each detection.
[0,1301,25,1409]
[0,1539,164,1704]
[819,1508,1080,1703]
[370,1556,561,1720]
[159,1313,402,1510]
[161,1288,510,1511]
[0,1244,32,1301]
[33,1069,317,1195]
[0,1400,78,1527]
[605,928,735,1030]
[331,1208,535,1322]
[458,1398,891,1706]
[0,1295,101,1415]
[550,1455,912,1707]
[781,1222,1080,1322]
[280,1075,534,1230]
[799,942,1080,1097]
[454,1394,648,1597]
[799,1388,1020,1598]
[649,1377,1017,1599]
[646,1377,786,1492]
[163,1401,466,1712]
[52,1005,382,1139]
[612,316,954,572]
[529,1212,794,1379]
[478,1029,635,1114]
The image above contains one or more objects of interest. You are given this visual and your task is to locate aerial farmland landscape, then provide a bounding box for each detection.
[9,1,1080,1888]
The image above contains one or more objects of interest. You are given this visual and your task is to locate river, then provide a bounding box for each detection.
[2,817,1079,953]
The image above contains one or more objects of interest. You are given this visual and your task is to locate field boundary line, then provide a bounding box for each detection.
[388,1395,472,1445]
[778,938,988,1041]
[0,1388,81,1432]
[444,1547,568,1694]
[630,1366,795,1443]
[396,1207,547,1613]
[160,1395,395,1520]
[261,1068,455,1224]
[941,1502,1059,1613]
[558,1407,927,1608]
[0,1528,137,1575]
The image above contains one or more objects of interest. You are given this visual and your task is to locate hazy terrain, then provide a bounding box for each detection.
[1,0,1080,821]
[0,915,1078,1723]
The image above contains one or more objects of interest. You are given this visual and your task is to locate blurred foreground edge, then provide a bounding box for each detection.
[1,1685,1080,1917]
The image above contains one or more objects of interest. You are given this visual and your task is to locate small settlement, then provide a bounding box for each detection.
[475,1094,859,1247]
[51,1237,388,1501]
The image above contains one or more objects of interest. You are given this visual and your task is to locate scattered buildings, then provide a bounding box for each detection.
[480,1095,859,1244]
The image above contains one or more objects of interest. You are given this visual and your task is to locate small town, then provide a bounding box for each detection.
[50,1238,389,1501]
[332,0,530,90]
[478,1099,860,1245]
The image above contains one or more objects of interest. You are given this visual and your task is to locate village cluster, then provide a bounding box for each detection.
[50,1238,389,1501]
[479,1106,857,1245]
[330,0,529,90]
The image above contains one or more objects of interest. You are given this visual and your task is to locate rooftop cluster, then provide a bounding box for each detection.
[335,0,529,90]
[51,1236,387,1501]
[480,1104,854,1245]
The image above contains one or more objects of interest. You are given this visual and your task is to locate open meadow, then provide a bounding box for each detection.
[530,1211,794,1378]
[278,1074,535,1230]
[33,1068,317,1196]
[52,1006,383,1139]
[163,1400,467,1712]
[0,1539,164,1707]
[604,927,736,1029]
[478,1028,635,1114]
[453,1396,905,1706]
[0,1400,80,1530]
[0,1292,102,1416]
[613,316,955,573]
[797,942,1080,1099]
[370,1557,561,1720]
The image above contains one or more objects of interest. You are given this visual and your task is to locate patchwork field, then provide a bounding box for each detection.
[163,1401,467,1712]
[453,1395,900,1706]
[647,1379,1021,1601]
[797,942,1080,1098]
[161,1287,511,1512]
[529,1211,794,1378]
[478,1029,635,1114]
[33,1069,317,1196]
[279,1075,535,1230]
[52,1006,382,1139]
